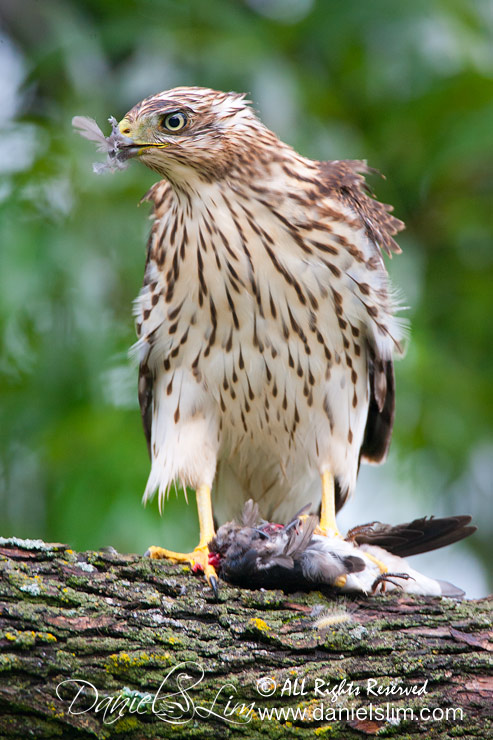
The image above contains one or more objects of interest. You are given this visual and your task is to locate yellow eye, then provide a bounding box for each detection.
[161,111,187,132]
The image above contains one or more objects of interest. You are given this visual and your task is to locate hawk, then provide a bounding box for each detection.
[77,87,408,592]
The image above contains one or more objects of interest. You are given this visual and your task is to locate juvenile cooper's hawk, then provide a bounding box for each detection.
[78,87,408,590]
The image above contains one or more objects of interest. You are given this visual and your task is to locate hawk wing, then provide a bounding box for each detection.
[360,352,395,463]
[138,362,153,457]
[319,159,404,468]
[317,159,403,258]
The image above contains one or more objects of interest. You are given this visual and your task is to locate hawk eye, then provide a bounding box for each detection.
[160,111,187,132]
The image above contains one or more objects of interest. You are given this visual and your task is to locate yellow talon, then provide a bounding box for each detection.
[145,484,218,595]
[334,575,347,588]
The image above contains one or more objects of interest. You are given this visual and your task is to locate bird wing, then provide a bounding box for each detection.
[138,362,153,458]
[317,159,404,258]
[360,351,395,463]
[318,159,404,470]
[348,515,476,557]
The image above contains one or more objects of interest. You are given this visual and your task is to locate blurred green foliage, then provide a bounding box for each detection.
[0,0,491,586]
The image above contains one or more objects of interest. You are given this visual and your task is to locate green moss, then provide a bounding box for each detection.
[65,636,132,653]
[0,654,22,672]
[155,630,184,647]
[113,716,140,732]
[240,590,286,609]
[105,650,173,676]
[8,572,45,598]
[56,584,100,606]
[2,629,57,647]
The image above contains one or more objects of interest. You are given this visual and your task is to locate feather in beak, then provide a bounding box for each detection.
[72,115,137,173]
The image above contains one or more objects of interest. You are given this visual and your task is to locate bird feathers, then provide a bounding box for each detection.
[317,159,404,258]
[72,115,132,173]
[210,501,474,596]
[122,88,405,519]
[347,515,477,557]
[76,90,409,530]
[73,88,476,598]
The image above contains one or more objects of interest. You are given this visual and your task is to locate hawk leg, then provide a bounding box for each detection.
[146,484,219,597]
[316,471,341,537]
[313,472,388,588]
[310,470,348,587]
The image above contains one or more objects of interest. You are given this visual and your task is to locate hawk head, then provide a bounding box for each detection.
[117,86,271,181]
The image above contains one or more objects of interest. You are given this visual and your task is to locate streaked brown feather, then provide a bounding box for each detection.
[83,87,408,525]
[318,159,404,257]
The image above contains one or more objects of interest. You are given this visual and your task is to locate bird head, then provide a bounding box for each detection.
[117,86,271,183]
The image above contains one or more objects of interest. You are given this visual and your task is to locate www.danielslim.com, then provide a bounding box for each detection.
[55,667,466,727]
[255,703,464,723]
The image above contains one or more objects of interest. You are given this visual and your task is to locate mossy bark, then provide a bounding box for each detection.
[0,537,491,739]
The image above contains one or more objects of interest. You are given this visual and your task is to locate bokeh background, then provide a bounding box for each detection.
[1,0,491,596]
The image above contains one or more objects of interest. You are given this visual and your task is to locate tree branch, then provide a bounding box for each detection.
[0,538,491,738]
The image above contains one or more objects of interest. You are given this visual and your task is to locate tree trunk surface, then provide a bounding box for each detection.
[0,537,491,739]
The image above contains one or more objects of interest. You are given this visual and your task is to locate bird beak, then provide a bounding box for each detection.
[118,118,133,137]
[117,117,170,156]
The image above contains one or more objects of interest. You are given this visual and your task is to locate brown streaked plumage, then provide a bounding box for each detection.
[85,87,410,588]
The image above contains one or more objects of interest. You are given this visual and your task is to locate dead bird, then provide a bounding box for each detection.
[209,501,475,597]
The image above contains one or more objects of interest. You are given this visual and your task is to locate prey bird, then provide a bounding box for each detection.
[73,88,467,594]
[210,501,474,597]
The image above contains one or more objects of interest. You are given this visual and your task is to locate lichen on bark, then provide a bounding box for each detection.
[0,537,491,739]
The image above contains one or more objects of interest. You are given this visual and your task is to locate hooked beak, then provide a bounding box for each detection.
[118,118,133,138]
[118,117,170,157]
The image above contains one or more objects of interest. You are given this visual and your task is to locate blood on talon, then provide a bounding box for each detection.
[192,562,204,574]
[208,552,221,569]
